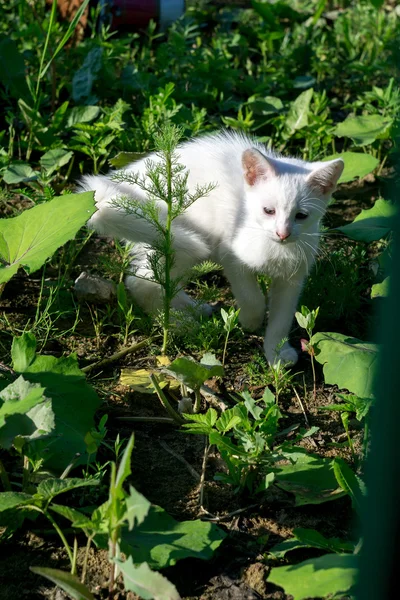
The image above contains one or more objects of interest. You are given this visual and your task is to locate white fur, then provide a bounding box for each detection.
[79,131,343,365]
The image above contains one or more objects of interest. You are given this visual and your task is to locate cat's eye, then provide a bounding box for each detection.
[264,208,275,215]
[295,212,308,220]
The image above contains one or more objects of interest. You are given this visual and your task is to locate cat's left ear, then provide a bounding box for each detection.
[307,159,344,195]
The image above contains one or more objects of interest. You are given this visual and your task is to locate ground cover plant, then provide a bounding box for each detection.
[0,0,398,598]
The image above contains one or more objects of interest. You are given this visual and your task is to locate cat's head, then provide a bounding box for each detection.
[242,148,344,243]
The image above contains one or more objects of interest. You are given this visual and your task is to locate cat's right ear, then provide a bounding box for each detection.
[242,149,277,186]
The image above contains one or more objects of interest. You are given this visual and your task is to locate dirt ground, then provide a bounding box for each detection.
[0,178,377,599]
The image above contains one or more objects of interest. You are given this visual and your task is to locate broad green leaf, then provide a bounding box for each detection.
[334,114,392,146]
[115,434,134,496]
[333,458,365,513]
[13,335,101,470]
[2,163,37,184]
[125,485,150,529]
[182,408,219,434]
[0,377,45,428]
[200,353,223,368]
[286,88,313,133]
[114,558,180,600]
[119,505,226,569]
[72,47,103,103]
[268,553,358,600]
[49,503,87,526]
[0,192,96,284]
[336,199,396,242]
[11,333,37,371]
[247,96,283,115]
[40,148,73,175]
[30,567,95,600]
[215,408,242,433]
[166,357,224,390]
[0,492,32,512]
[323,152,379,183]
[67,106,101,127]
[37,478,99,501]
[311,332,379,398]
[274,447,345,505]
[371,276,390,298]
[110,151,148,168]
[269,528,354,559]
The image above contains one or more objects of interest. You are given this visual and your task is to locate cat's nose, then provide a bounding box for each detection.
[276,230,291,241]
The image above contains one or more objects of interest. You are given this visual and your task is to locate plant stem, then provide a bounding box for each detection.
[162,149,173,355]
[44,510,74,571]
[149,374,185,424]
[310,353,317,403]
[222,333,229,366]
[194,387,202,413]
[82,338,152,373]
[81,534,94,584]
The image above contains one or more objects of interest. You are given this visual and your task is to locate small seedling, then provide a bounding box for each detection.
[220,307,240,365]
[295,305,320,401]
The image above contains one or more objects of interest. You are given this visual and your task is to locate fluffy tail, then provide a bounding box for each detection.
[78,174,211,266]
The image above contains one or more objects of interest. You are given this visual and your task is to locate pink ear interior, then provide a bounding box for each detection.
[307,159,344,195]
[242,149,277,186]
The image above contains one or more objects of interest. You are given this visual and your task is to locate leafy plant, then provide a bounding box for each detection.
[0,192,95,288]
[220,307,240,365]
[112,122,215,354]
[295,305,319,401]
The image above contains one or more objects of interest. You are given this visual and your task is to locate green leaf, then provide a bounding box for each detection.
[36,478,99,501]
[30,567,95,600]
[114,434,135,496]
[323,152,379,183]
[125,485,151,529]
[336,199,396,242]
[2,163,37,184]
[268,553,358,600]
[371,276,390,298]
[49,503,88,526]
[215,408,242,433]
[109,151,148,168]
[269,528,354,559]
[114,558,180,600]
[13,335,101,470]
[0,376,45,428]
[247,96,283,116]
[166,357,224,390]
[311,332,379,398]
[182,408,219,434]
[333,458,365,513]
[11,333,37,371]
[334,114,392,146]
[274,447,346,505]
[0,192,96,284]
[286,88,314,133]
[240,390,264,420]
[0,492,33,512]
[40,148,73,175]
[67,106,101,127]
[118,505,226,569]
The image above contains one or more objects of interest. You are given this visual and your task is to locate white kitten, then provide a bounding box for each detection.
[79,131,343,365]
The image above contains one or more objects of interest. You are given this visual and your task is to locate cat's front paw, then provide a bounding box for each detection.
[239,305,266,332]
[264,342,298,367]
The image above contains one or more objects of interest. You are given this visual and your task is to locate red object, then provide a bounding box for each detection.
[106,0,185,29]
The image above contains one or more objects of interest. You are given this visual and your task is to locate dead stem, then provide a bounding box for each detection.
[292,386,319,449]
[158,440,200,481]
[82,338,152,374]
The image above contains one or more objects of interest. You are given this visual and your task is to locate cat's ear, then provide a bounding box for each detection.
[242,149,277,186]
[307,159,344,195]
